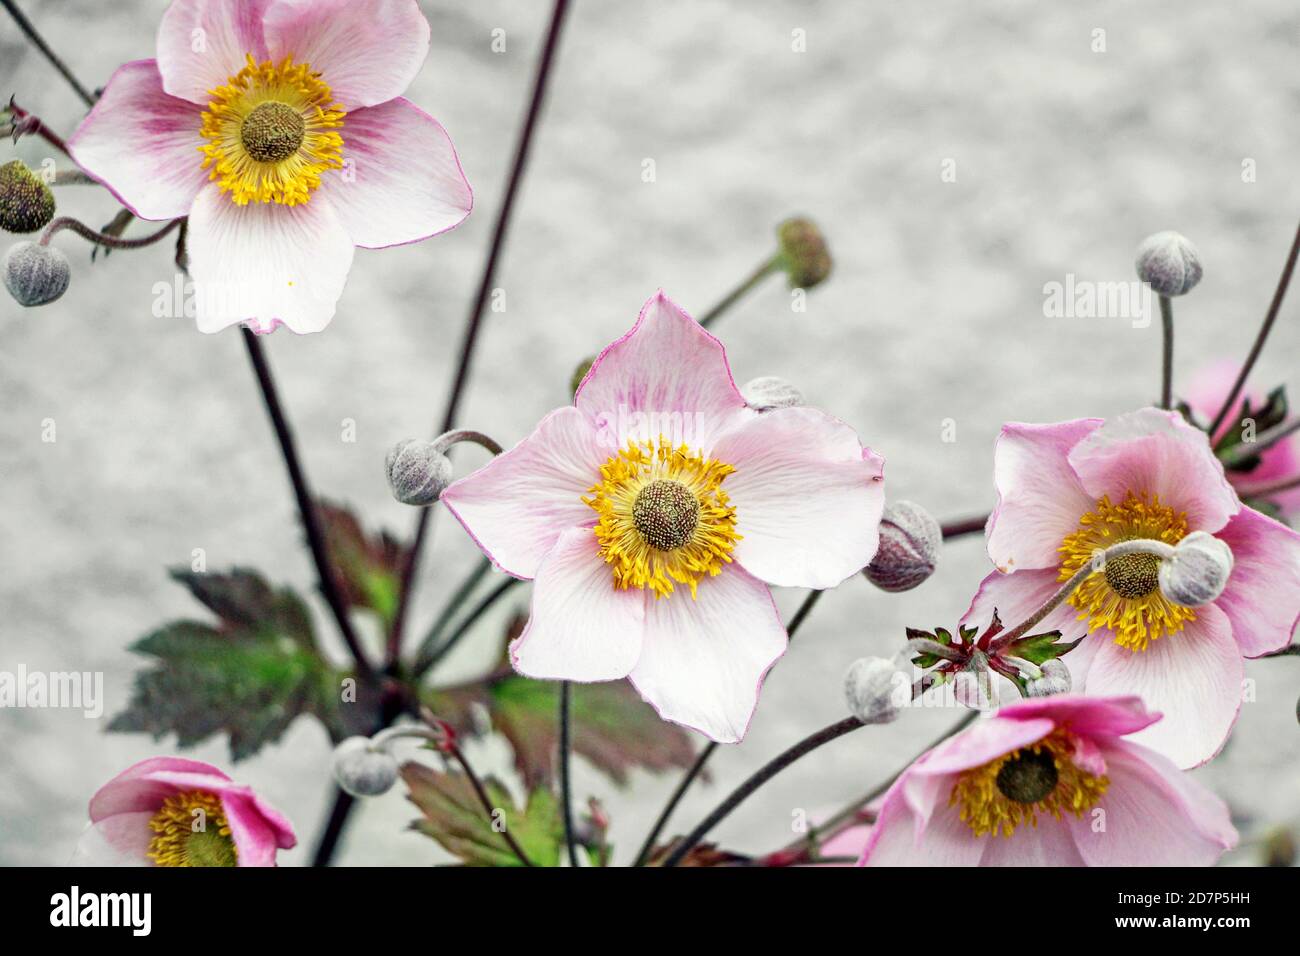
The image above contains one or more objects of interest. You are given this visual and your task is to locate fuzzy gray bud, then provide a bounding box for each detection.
[1025,658,1072,698]
[1135,231,1202,297]
[386,438,453,506]
[864,501,942,592]
[741,375,804,412]
[843,656,905,724]
[3,241,69,306]
[0,160,55,234]
[1159,530,1233,607]
[331,736,399,797]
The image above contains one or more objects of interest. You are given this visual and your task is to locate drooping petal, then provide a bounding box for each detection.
[441,407,606,580]
[1067,407,1239,533]
[157,0,271,105]
[69,813,156,866]
[1082,604,1242,769]
[89,756,231,821]
[510,528,645,681]
[857,773,985,867]
[960,567,1092,643]
[66,60,206,221]
[575,292,754,450]
[706,406,884,589]
[185,184,355,334]
[318,98,471,249]
[986,419,1101,572]
[219,789,297,866]
[263,0,430,110]
[1213,506,1300,657]
[627,566,785,743]
[988,694,1160,741]
[1067,740,1235,865]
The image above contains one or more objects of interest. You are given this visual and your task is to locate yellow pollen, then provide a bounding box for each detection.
[198,54,345,206]
[585,436,740,598]
[146,790,238,867]
[950,729,1109,837]
[1057,491,1194,652]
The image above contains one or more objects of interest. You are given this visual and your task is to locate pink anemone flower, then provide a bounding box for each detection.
[72,757,296,866]
[1183,359,1300,519]
[857,695,1236,866]
[966,407,1300,768]
[440,291,886,743]
[68,0,472,334]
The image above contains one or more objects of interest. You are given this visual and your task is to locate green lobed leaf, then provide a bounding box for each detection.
[317,499,408,628]
[401,761,564,867]
[1005,630,1081,666]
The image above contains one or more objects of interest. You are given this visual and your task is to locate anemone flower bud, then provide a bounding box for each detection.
[740,375,804,412]
[3,240,69,306]
[1135,230,1202,297]
[0,160,55,234]
[570,355,595,398]
[1025,658,1072,698]
[843,656,905,724]
[776,217,831,289]
[331,736,399,797]
[1159,530,1233,607]
[386,438,453,507]
[864,500,941,592]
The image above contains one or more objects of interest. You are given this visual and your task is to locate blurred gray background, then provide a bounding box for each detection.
[2,0,1298,866]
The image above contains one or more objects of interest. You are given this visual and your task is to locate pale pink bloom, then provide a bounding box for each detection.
[966,407,1300,768]
[72,757,295,867]
[441,291,886,743]
[858,695,1236,867]
[68,0,472,334]
[1183,359,1300,518]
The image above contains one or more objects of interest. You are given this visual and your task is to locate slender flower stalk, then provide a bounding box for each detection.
[4,99,71,155]
[559,681,579,867]
[0,0,97,107]
[389,0,572,650]
[1219,418,1300,467]
[698,254,781,329]
[39,215,180,251]
[448,742,535,867]
[1159,294,1174,410]
[1207,221,1300,436]
[412,576,522,677]
[403,557,492,667]
[1234,472,1300,500]
[631,589,825,866]
[939,514,989,540]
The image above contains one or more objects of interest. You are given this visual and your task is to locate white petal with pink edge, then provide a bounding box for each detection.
[319,98,471,249]
[960,566,1092,643]
[185,185,354,334]
[263,0,429,110]
[858,780,986,866]
[1067,740,1235,865]
[510,528,645,681]
[1082,603,1242,769]
[1212,506,1300,657]
[986,419,1101,572]
[441,407,606,580]
[627,566,785,743]
[157,0,271,105]
[575,292,754,451]
[707,406,884,589]
[67,60,206,221]
[1067,407,1239,533]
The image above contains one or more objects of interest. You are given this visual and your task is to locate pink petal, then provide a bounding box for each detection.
[185,185,355,334]
[627,566,785,743]
[263,0,429,110]
[1066,739,1235,865]
[990,693,1160,741]
[69,813,156,866]
[441,407,605,580]
[961,567,1091,643]
[575,292,754,451]
[157,0,271,105]
[318,98,471,249]
[1083,604,1242,769]
[89,756,231,821]
[509,528,645,681]
[706,407,884,589]
[1067,407,1239,533]
[911,715,1056,778]
[858,778,985,867]
[986,419,1101,572]
[220,790,297,866]
[1213,506,1300,657]
[66,60,206,221]
[978,814,1086,866]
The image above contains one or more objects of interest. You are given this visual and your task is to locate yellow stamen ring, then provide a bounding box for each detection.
[146,790,238,867]
[198,54,345,206]
[585,437,740,598]
[1057,491,1193,651]
[951,729,1108,837]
